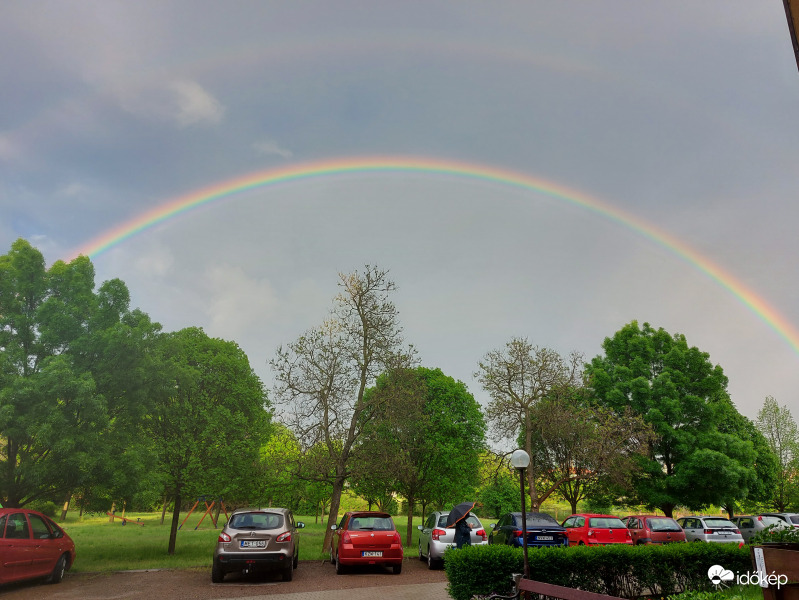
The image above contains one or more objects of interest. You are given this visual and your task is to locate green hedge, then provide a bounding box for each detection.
[444,543,751,600]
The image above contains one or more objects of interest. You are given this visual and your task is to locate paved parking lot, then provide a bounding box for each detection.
[214,581,451,600]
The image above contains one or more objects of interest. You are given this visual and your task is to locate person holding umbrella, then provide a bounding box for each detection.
[447,502,477,549]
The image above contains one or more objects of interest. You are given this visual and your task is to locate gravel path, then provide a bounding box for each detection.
[0,557,450,600]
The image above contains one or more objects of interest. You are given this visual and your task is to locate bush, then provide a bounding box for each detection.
[28,500,58,517]
[444,543,751,600]
[749,524,799,545]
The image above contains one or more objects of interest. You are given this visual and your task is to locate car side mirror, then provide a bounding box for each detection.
[330,525,337,530]
[296,522,305,529]
[490,523,496,529]
[417,525,423,531]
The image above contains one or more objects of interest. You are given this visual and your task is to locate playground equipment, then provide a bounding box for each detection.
[179,496,229,530]
[106,512,144,526]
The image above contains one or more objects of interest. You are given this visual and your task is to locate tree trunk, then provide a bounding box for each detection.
[168,487,181,555]
[160,495,168,525]
[570,498,578,514]
[60,491,71,522]
[405,496,415,547]
[322,476,346,552]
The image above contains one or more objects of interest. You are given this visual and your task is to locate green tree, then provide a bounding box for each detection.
[147,327,270,555]
[586,321,758,517]
[356,367,486,544]
[271,266,414,551]
[756,396,799,511]
[0,239,160,509]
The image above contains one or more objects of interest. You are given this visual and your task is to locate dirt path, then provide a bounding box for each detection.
[0,557,449,600]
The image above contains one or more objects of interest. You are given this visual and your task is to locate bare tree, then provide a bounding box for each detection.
[475,338,582,510]
[271,266,414,551]
[756,396,799,511]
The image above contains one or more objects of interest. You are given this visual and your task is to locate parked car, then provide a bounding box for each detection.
[561,514,633,546]
[731,515,791,543]
[489,512,568,548]
[759,513,799,529]
[675,516,744,545]
[212,507,304,583]
[0,508,75,586]
[623,515,686,545]
[330,511,403,574]
[417,510,487,569]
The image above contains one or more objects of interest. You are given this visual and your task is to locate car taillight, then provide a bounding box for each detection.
[704,529,713,534]
[277,531,292,542]
[218,532,231,543]
[432,528,446,541]
[514,530,523,537]
[476,529,487,541]
[393,532,402,544]
[342,532,352,544]
[733,529,740,535]
[757,516,763,521]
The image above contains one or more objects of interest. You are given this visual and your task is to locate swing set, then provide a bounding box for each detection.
[178,496,229,530]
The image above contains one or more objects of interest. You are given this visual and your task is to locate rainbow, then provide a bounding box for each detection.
[69,155,799,354]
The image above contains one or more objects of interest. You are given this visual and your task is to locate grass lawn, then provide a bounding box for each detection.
[60,511,447,572]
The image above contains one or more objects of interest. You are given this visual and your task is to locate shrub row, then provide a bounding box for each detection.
[444,543,751,600]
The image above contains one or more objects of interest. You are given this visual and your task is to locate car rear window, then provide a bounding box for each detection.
[349,515,395,530]
[760,517,783,527]
[526,513,558,526]
[647,518,682,532]
[790,516,799,525]
[704,518,735,528]
[230,512,283,530]
[438,515,481,528]
[589,517,626,528]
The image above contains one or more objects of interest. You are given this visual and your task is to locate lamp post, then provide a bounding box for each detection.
[510,448,531,590]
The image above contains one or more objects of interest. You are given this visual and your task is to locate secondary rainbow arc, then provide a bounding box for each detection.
[68,155,799,356]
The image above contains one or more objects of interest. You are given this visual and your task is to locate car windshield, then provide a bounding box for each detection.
[704,518,735,528]
[438,514,481,528]
[589,517,626,528]
[349,515,394,531]
[230,512,283,530]
[526,513,558,526]
[648,518,682,532]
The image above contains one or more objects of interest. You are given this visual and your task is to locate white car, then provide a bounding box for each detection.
[417,511,487,569]
[676,516,744,545]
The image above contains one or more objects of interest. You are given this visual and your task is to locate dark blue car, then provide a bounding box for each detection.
[489,512,568,547]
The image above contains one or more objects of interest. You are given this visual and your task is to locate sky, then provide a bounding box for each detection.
[2,1,798,422]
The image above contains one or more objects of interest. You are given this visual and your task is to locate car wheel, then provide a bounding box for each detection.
[335,551,345,575]
[293,550,299,569]
[211,558,225,583]
[578,541,585,546]
[48,555,67,584]
[418,542,425,561]
[283,561,294,581]
[393,562,402,575]
[427,550,437,570]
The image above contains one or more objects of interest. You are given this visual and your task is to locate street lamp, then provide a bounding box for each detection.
[510,449,531,588]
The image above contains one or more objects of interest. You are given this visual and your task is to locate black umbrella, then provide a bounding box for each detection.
[446,502,476,527]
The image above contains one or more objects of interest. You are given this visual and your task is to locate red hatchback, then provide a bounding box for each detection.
[330,511,403,574]
[561,514,633,546]
[623,515,686,545]
[0,508,75,586]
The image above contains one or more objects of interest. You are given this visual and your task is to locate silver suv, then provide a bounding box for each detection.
[212,507,305,582]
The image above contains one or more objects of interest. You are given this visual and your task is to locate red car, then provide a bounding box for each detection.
[561,513,633,546]
[0,508,76,585]
[623,515,686,545]
[330,511,403,574]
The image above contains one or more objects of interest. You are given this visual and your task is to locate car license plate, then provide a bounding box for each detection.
[718,531,731,535]
[362,551,383,557]
[536,536,554,541]
[240,540,266,548]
